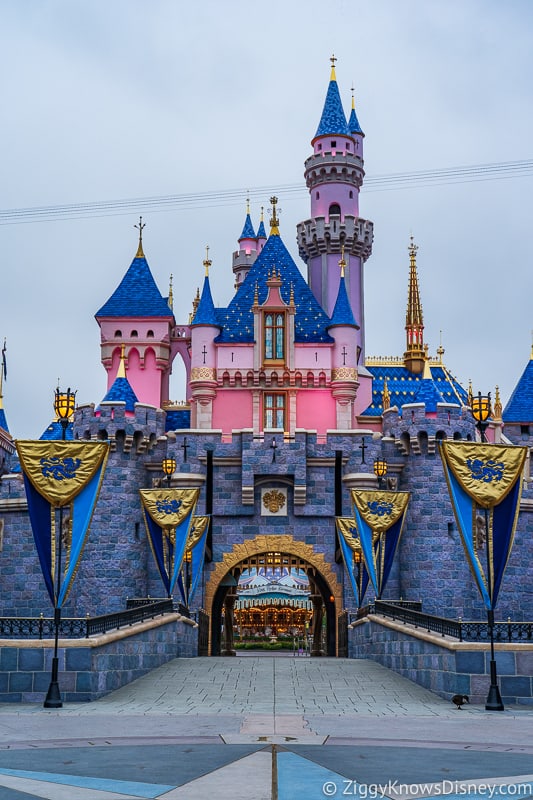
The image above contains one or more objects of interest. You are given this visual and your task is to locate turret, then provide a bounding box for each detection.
[297,57,374,367]
[95,218,175,409]
[404,237,425,374]
[190,248,220,428]
[233,199,260,290]
[97,344,139,417]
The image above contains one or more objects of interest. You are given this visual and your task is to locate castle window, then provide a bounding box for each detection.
[521,425,530,436]
[329,203,341,216]
[331,140,336,148]
[346,143,350,150]
[264,393,286,430]
[147,330,154,338]
[114,330,122,337]
[264,313,285,362]
[131,330,138,337]
[318,143,322,151]
[316,191,320,199]
[349,190,353,198]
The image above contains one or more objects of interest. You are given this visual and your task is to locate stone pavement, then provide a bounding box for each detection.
[0,656,532,799]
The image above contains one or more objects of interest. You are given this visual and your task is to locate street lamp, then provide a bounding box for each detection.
[162,458,176,487]
[373,459,388,489]
[183,548,192,609]
[470,390,504,711]
[353,548,363,607]
[44,386,76,709]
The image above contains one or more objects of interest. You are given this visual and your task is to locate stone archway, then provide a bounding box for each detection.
[204,534,343,656]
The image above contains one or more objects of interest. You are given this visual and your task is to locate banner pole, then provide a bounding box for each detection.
[484,507,504,711]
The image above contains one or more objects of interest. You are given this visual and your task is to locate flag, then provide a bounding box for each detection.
[336,517,370,606]
[439,441,527,610]
[1,339,6,381]
[16,440,109,607]
[140,488,199,596]
[351,490,410,599]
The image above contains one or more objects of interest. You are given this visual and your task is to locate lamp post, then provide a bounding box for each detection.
[162,458,176,488]
[353,548,362,608]
[183,548,192,609]
[373,459,388,489]
[270,437,277,463]
[470,391,504,711]
[44,386,76,709]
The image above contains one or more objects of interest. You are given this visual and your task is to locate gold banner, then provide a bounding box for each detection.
[139,488,199,529]
[440,442,527,509]
[16,440,109,507]
[187,515,209,550]
[351,490,410,534]
[335,517,363,552]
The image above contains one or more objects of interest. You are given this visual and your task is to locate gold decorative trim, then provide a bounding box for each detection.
[204,534,343,654]
[190,367,216,381]
[332,367,357,381]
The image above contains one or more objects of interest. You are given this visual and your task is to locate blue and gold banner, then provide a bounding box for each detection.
[188,515,210,605]
[16,440,109,607]
[336,517,370,607]
[439,441,527,610]
[351,490,410,599]
[139,488,199,597]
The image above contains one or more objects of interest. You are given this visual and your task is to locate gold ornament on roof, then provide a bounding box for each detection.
[339,245,347,277]
[269,196,280,236]
[203,245,212,277]
[493,386,503,420]
[134,216,146,258]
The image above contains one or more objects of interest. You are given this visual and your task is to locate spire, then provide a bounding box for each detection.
[494,386,503,420]
[314,56,349,140]
[382,377,390,411]
[348,84,363,135]
[269,196,280,236]
[403,236,425,374]
[0,339,8,433]
[257,206,267,240]
[239,197,256,241]
[412,362,445,412]
[134,216,145,258]
[204,245,212,276]
[189,287,200,324]
[328,248,359,329]
[117,344,126,378]
[168,274,174,311]
[192,249,219,327]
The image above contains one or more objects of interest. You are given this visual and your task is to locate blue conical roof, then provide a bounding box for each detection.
[257,219,267,239]
[192,276,220,327]
[96,253,174,318]
[0,408,8,433]
[314,77,350,139]
[239,213,256,240]
[327,275,358,328]
[215,233,333,344]
[348,106,363,135]
[411,371,445,412]
[100,376,139,413]
[503,357,533,423]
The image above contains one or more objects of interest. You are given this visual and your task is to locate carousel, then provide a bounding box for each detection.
[234,565,312,639]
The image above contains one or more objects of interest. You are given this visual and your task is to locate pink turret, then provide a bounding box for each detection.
[190,248,220,428]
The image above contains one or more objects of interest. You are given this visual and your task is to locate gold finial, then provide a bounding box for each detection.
[0,338,5,402]
[290,282,295,307]
[269,196,280,236]
[134,216,146,258]
[330,53,337,80]
[422,354,432,380]
[382,377,390,411]
[117,344,126,379]
[436,331,444,363]
[494,385,503,420]
[246,194,250,215]
[260,206,264,221]
[339,245,347,277]
[189,287,200,323]
[203,245,212,276]
[254,281,259,306]
[168,274,174,311]
[351,83,356,110]
[468,379,473,407]
[408,234,418,262]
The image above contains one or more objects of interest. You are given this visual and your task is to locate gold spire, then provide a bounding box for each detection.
[246,194,250,215]
[203,245,212,277]
[289,282,295,307]
[117,344,126,379]
[422,356,432,380]
[494,385,503,420]
[339,245,347,278]
[0,337,5,405]
[403,235,425,374]
[351,84,356,110]
[269,196,280,236]
[330,53,337,81]
[260,206,264,222]
[168,274,174,311]
[134,216,146,258]
[382,377,390,411]
[468,379,473,407]
[189,287,200,323]
[436,330,445,363]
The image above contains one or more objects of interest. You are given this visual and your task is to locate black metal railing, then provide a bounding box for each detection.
[0,599,174,640]
[363,601,533,642]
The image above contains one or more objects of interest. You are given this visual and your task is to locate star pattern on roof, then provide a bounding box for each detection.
[503,357,533,423]
[364,365,467,416]
[239,213,256,240]
[192,276,220,327]
[314,78,350,139]
[96,255,174,318]
[215,234,333,344]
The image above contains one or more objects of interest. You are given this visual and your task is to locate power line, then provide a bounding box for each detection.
[1,159,532,226]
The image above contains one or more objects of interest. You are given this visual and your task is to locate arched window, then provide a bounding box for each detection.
[131,330,138,337]
[329,203,341,216]
[147,330,154,338]
[114,330,122,337]
[264,313,285,361]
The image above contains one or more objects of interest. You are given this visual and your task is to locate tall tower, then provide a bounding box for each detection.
[404,237,425,374]
[297,58,374,368]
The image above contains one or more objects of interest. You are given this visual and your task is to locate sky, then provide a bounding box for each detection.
[1,0,533,438]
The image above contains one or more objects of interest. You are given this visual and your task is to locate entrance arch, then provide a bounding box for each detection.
[204,535,343,656]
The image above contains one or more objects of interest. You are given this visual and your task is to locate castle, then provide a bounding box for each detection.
[1,59,532,657]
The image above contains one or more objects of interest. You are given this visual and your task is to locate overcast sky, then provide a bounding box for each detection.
[2,0,533,438]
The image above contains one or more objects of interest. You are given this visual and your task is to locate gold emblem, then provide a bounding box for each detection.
[263,490,286,513]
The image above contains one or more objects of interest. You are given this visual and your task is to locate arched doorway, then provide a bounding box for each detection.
[204,535,342,657]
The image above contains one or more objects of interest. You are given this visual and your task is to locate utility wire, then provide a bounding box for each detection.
[1,158,532,226]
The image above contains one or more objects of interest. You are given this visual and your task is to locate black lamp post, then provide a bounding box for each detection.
[470,391,504,711]
[44,386,76,709]
[270,437,277,463]
[183,548,192,609]
[353,548,363,607]
[162,458,176,487]
[373,459,388,489]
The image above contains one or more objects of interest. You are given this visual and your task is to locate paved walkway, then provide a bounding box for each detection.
[0,656,532,799]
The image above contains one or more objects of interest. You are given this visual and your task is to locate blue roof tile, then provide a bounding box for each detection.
[192,276,220,327]
[39,421,74,441]
[503,358,533,423]
[363,365,467,417]
[328,275,358,328]
[99,376,138,413]
[165,408,191,431]
[412,375,445,412]
[314,78,350,139]
[215,234,333,344]
[0,408,9,433]
[257,219,267,239]
[95,255,174,318]
[239,213,256,240]
[348,106,363,135]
